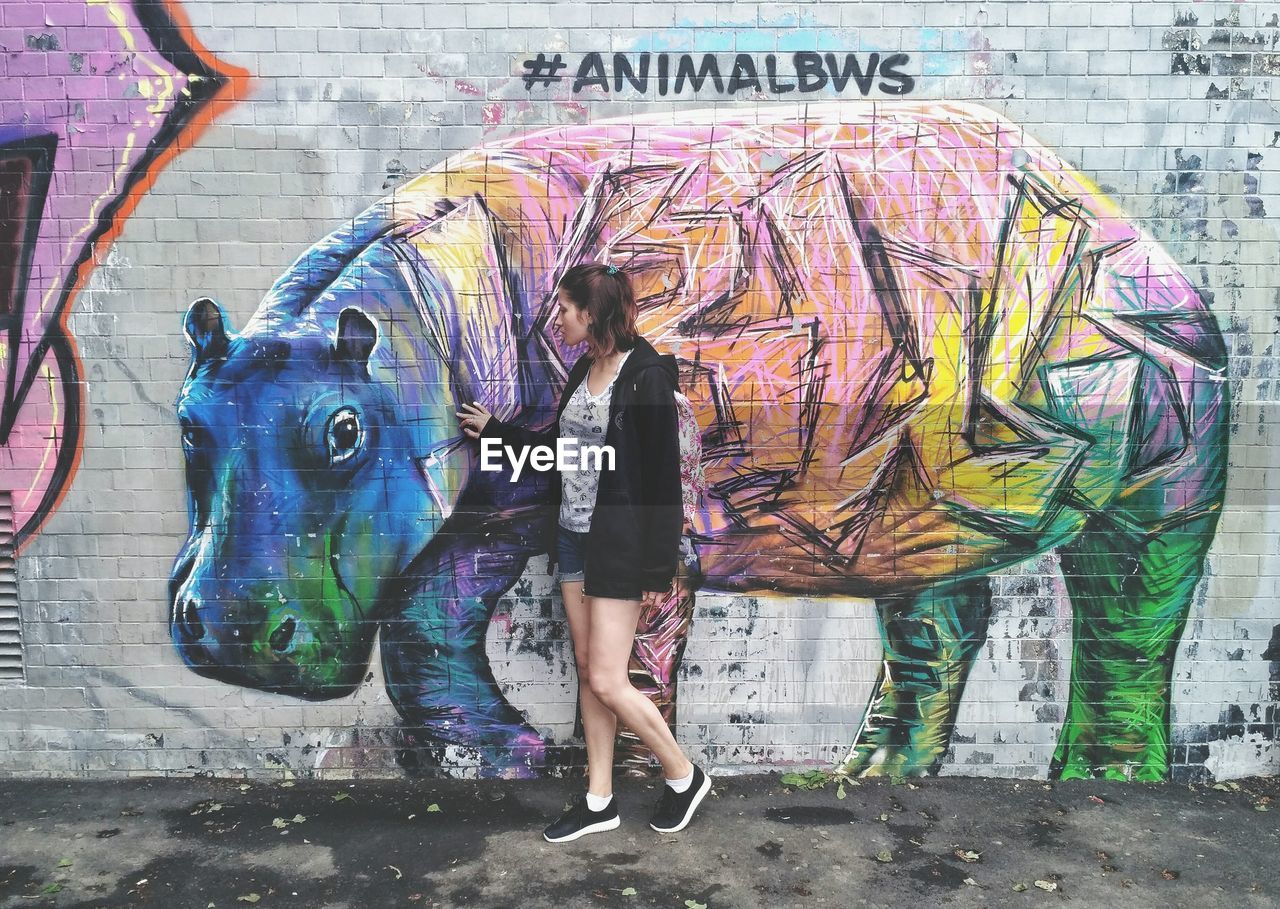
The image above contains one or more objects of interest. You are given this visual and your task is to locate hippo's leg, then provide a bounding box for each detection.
[838,578,993,778]
[1052,513,1219,781]
[380,532,546,779]
[612,569,698,777]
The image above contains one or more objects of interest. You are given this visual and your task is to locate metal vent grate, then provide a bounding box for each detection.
[0,491,20,681]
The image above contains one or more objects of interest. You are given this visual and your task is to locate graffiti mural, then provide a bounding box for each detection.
[171,102,1227,781]
[0,0,245,548]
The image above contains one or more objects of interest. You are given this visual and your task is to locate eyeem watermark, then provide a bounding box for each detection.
[481,438,615,482]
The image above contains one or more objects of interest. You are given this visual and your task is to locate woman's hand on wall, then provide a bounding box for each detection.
[456,402,493,439]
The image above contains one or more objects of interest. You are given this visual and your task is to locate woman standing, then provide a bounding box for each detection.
[456,263,712,842]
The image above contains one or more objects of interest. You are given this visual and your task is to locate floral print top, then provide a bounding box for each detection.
[558,349,631,531]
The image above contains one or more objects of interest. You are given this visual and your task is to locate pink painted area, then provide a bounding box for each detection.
[0,1,243,545]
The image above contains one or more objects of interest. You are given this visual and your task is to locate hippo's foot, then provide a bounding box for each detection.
[1051,680,1177,783]
[842,578,993,778]
[395,722,548,780]
[838,685,953,778]
[1052,514,1221,783]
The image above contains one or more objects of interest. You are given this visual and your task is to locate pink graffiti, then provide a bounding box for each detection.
[0,1,245,547]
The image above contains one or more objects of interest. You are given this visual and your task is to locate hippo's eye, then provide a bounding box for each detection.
[325,407,363,465]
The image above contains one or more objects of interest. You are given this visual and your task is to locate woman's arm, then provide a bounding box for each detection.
[476,410,560,451]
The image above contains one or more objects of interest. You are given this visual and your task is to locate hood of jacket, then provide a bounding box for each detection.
[616,336,679,389]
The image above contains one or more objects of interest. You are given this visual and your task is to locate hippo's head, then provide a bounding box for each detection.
[168,200,545,698]
[169,296,439,697]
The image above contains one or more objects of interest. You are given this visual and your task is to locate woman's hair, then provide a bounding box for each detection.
[557,262,639,359]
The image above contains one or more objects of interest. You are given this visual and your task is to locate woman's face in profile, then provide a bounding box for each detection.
[553,289,592,348]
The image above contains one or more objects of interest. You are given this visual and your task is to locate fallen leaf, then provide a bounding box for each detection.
[875,850,894,863]
[41,883,63,894]
[684,901,707,909]
[1161,868,1179,881]
[333,792,353,802]
[836,781,847,800]
[954,849,982,863]
[1212,781,1240,792]
[1012,882,1028,892]
[779,770,829,791]
[1088,795,1106,805]
[56,859,72,868]
[1034,880,1058,892]
[388,865,402,880]
[239,784,251,792]
[878,813,889,822]
[271,818,287,829]
[1254,802,1271,812]
[963,877,978,886]
[280,781,294,788]
[620,887,637,896]
[426,803,442,813]
[237,895,261,904]
[291,814,306,824]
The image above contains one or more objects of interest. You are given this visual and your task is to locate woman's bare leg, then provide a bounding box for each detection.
[561,580,618,797]
[587,596,695,780]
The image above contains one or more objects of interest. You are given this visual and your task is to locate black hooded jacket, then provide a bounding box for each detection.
[479,336,683,598]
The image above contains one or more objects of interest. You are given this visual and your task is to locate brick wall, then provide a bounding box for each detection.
[1,0,1276,782]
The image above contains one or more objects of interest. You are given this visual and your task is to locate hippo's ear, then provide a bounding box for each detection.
[183,297,231,361]
[334,307,379,366]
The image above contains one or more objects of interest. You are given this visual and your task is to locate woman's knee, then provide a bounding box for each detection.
[585,668,626,705]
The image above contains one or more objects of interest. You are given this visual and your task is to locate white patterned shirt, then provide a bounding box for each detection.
[558,350,631,531]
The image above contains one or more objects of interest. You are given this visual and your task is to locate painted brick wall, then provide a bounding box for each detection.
[1,0,1277,782]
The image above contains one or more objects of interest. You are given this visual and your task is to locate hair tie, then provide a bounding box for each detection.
[606,265,619,275]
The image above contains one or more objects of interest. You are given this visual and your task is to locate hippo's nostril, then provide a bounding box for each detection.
[269,616,298,653]
[181,598,205,640]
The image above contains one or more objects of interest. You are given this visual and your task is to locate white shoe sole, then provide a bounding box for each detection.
[650,773,712,833]
[543,814,620,843]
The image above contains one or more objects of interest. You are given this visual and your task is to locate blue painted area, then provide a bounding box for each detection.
[923,53,957,76]
[731,31,777,53]
[691,29,737,53]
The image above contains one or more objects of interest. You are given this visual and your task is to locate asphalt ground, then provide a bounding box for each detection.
[1,774,1277,908]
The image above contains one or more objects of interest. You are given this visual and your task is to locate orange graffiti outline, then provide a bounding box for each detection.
[16,0,250,551]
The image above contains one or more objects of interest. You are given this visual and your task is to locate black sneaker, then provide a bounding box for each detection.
[542,795,620,843]
[649,765,712,833]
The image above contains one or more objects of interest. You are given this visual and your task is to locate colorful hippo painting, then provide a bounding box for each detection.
[170,102,1227,782]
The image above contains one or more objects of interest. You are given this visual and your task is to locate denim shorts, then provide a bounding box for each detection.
[556,524,588,584]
